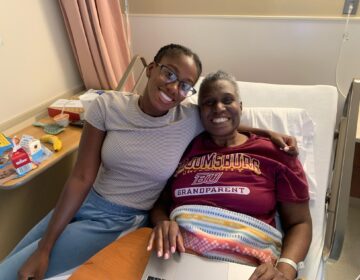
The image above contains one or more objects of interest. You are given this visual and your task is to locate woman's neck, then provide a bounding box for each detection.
[138,93,168,117]
[211,132,248,147]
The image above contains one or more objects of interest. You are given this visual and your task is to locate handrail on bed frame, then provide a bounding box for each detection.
[323,79,360,261]
[116,55,148,92]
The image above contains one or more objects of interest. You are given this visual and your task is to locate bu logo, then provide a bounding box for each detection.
[192,172,223,185]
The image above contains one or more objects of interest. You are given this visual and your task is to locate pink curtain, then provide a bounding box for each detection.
[59,0,133,90]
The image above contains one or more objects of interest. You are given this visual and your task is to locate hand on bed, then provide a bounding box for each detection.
[238,125,298,156]
[17,249,50,280]
[269,131,298,156]
[147,220,185,259]
[249,263,292,280]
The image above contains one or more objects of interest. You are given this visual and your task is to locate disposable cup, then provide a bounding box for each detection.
[53,113,70,127]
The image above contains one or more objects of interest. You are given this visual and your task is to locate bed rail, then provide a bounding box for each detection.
[323,79,360,261]
[116,55,148,92]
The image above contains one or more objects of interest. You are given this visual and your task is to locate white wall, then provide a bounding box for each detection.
[0,1,83,130]
[0,1,82,258]
[130,15,360,95]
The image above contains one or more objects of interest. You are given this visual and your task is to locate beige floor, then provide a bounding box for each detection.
[325,199,360,280]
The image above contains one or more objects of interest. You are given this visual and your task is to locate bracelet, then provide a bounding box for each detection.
[277,258,304,272]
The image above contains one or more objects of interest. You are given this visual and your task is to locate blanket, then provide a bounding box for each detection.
[170,205,282,266]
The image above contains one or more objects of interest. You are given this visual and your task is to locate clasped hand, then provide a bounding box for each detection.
[249,263,292,280]
[269,131,298,156]
[17,249,50,280]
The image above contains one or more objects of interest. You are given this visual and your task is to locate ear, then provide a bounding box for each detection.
[146,62,156,78]
[239,101,243,120]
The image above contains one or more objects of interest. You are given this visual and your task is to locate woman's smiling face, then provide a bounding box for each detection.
[142,54,199,117]
[199,79,242,139]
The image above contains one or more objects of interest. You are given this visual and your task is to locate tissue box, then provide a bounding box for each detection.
[10,148,33,176]
[48,99,84,121]
[19,135,42,156]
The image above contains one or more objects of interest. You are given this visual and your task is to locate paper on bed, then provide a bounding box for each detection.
[43,268,76,280]
[141,252,256,280]
[241,107,317,200]
[44,275,70,280]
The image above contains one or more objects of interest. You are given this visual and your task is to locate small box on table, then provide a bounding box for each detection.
[48,99,84,121]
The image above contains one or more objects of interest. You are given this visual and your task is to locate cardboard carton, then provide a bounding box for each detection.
[48,99,84,121]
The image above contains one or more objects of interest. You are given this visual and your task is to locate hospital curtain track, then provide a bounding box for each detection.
[58,0,133,90]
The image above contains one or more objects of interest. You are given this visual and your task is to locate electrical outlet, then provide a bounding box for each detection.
[343,0,359,15]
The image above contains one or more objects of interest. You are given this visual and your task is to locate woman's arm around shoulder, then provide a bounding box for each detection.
[239,125,298,156]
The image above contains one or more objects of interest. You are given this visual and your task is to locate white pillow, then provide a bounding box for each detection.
[241,107,317,200]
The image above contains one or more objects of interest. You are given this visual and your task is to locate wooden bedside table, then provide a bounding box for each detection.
[0,118,82,190]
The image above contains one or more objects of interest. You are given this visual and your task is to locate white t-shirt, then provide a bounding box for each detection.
[85,91,203,210]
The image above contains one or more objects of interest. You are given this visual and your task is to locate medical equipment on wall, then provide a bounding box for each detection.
[336,2,357,98]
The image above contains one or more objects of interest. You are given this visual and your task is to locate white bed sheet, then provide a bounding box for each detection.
[241,107,317,200]
[237,82,338,279]
[44,268,75,280]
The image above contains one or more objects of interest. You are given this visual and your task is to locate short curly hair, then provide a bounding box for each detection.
[154,44,202,79]
[199,70,240,100]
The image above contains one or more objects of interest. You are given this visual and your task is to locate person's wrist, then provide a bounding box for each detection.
[37,239,53,254]
[273,266,293,280]
[154,218,171,226]
[151,210,170,226]
[276,264,296,280]
[276,258,302,280]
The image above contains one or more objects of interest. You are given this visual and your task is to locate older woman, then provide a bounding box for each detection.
[148,71,312,280]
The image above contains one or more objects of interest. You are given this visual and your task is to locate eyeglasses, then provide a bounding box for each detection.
[156,63,197,97]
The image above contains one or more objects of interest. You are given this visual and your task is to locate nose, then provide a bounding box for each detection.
[213,101,226,112]
[165,81,181,96]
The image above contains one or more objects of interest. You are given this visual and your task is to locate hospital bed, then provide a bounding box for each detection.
[227,79,359,280]
[47,56,360,280]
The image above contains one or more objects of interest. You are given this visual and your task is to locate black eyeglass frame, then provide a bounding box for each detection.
[155,62,197,97]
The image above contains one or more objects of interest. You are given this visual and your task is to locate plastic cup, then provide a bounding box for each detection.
[53,113,70,127]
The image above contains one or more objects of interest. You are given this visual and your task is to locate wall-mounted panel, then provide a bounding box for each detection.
[130,15,360,95]
[127,0,356,17]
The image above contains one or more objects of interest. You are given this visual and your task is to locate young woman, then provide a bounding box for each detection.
[148,71,312,280]
[0,44,297,280]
